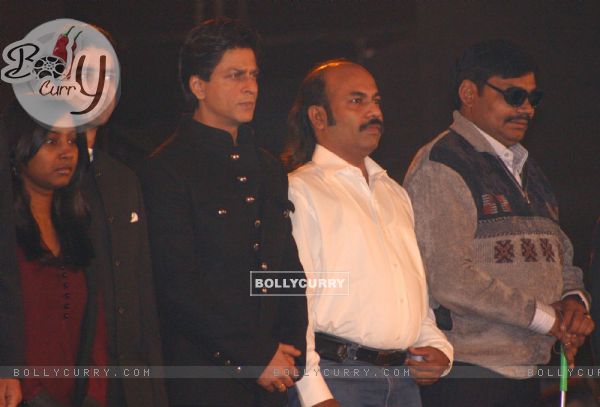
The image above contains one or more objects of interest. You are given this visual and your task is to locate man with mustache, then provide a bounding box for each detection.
[140,18,307,407]
[284,60,453,407]
[404,40,594,406]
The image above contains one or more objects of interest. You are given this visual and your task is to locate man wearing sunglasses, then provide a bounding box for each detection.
[404,39,594,406]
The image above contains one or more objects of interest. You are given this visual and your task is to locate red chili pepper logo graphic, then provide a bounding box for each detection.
[52,25,74,61]
[51,25,82,78]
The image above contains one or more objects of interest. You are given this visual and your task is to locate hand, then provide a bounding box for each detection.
[0,379,21,407]
[550,299,593,368]
[562,336,585,368]
[560,297,594,337]
[405,347,450,385]
[257,343,302,393]
[313,399,341,407]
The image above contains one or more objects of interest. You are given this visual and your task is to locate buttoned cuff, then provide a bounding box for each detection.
[562,290,590,312]
[295,371,334,407]
[440,348,454,377]
[529,301,556,334]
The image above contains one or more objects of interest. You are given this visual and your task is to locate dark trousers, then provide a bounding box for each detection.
[420,362,540,407]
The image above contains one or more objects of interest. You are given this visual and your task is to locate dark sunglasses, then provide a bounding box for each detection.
[485,82,543,108]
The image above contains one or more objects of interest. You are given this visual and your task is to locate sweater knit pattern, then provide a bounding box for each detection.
[404,111,584,378]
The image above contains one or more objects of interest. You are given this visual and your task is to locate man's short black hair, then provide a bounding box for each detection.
[452,39,539,109]
[179,17,260,105]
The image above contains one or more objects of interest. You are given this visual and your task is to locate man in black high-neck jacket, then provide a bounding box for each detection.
[139,18,307,407]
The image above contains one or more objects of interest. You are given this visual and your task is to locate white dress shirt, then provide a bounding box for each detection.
[289,145,453,406]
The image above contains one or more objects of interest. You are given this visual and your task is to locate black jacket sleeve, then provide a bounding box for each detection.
[272,162,308,369]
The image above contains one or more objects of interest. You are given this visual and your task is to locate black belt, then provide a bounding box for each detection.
[315,332,407,366]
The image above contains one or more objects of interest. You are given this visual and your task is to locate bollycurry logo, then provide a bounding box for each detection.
[1,18,120,129]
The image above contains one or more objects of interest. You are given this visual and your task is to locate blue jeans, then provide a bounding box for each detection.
[289,358,421,407]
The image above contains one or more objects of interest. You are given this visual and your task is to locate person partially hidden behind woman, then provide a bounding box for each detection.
[4,103,108,407]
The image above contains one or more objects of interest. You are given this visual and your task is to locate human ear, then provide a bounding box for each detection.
[458,79,477,107]
[189,75,207,101]
[308,105,328,131]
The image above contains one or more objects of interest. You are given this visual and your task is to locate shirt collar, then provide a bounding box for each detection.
[450,110,528,172]
[450,110,497,154]
[476,126,528,173]
[311,144,387,181]
[510,143,528,175]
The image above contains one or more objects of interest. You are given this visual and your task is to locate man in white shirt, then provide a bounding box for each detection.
[284,60,453,407]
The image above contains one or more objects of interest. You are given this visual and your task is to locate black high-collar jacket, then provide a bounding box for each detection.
[140,117,307,407]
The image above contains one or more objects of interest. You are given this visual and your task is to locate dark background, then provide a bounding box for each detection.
[1,0,599,273]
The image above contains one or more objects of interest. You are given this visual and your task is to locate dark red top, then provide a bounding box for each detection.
[17,246,108,406]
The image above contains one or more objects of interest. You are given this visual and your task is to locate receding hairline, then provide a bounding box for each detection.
[312,60,368,80]
[321,63,376,97]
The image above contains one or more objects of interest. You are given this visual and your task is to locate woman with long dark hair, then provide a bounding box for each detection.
[4,103,108,407]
